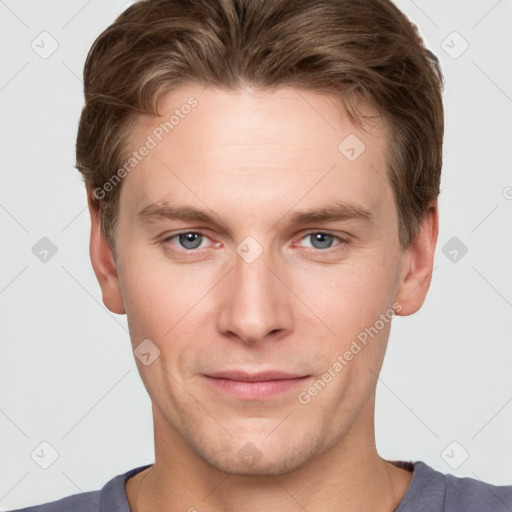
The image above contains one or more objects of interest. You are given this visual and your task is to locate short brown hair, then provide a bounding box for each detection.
[76,0,444,257]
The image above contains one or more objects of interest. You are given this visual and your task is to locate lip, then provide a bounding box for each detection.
[202,371,311,400]
[206,370,306,382]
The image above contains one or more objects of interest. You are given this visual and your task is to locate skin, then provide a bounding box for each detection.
[88,84,438,511]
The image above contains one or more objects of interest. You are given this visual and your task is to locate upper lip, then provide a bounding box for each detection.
[204,371,308,382]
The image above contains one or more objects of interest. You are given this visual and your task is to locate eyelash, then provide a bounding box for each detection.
[163,230,348,254]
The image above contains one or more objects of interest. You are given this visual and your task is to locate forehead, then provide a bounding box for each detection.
[119,85,392,224]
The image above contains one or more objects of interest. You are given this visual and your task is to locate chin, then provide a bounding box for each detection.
[190,429,326,477]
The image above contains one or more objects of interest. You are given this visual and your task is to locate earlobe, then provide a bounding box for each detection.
[394,202,439,316]
[88,193,126,315]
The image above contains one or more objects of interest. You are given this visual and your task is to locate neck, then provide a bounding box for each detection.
[126,398,413,512]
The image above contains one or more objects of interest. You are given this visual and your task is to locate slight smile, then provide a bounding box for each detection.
[202,371,313,400]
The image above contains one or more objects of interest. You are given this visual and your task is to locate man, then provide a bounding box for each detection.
[11,0,512,510]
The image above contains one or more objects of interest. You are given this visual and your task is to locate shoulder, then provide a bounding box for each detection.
[6,463,152,512]
[400,460,512,512]
[6,490,100,512]
[444,469,512,511]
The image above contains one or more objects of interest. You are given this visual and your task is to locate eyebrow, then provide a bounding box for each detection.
[137,200,373,229]
[288,202,373,225]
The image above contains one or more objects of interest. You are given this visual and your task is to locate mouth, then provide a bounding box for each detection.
[202,371,312,400]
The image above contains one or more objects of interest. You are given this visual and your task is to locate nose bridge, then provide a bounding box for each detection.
[216,238,292,344]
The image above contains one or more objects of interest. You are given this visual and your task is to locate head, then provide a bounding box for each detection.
[78,0,443,475]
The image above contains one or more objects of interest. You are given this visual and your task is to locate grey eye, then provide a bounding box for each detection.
[178,232,203,249]
[309,233,335,249]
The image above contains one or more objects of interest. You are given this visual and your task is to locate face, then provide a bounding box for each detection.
[91,85,435,476]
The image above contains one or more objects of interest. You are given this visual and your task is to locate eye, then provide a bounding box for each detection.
[165,231,210,250]
[297,232,346,251]
[163,230,346,254]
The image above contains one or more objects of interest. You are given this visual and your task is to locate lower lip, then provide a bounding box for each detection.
[203,376,311,400]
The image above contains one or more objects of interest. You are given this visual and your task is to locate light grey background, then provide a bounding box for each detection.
[1,0,511,509]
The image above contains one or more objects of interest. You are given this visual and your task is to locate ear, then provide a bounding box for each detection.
[394,201,439,316]
[88,191,126,315]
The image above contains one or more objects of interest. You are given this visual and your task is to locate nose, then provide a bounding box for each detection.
[216,242,294,346]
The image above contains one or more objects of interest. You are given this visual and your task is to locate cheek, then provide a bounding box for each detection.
[118,253,182,338]
[295,267,395,417]
[294,258,396,330]
[118,249,219,356]
[290,254,400,389]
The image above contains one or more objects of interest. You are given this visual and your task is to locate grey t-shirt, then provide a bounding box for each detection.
[8,460,512,511]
